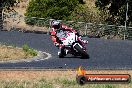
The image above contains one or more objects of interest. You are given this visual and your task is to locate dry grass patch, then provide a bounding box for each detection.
[0,70,131,88]
[0,70,132,81]
[0,44,33,61]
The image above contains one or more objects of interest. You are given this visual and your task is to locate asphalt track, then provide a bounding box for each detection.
[0,31,132,70]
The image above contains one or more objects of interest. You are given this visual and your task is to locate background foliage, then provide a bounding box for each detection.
[95,0,132,26]
[25,0,80,20]
[25,0,105,25]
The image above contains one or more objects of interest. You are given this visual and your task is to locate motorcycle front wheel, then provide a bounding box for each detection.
[74,44,89,59]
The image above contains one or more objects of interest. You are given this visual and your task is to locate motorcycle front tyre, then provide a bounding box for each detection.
[74,44,89,59]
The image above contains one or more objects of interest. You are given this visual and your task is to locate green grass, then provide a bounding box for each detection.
[22,44,37,56]
[0,80,53,88]
[54,78,118,88]
[0,77,131,88]
[54,78,76,87]
[0,43,38,57]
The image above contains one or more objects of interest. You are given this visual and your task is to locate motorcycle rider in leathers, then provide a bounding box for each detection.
[50,20,88,55]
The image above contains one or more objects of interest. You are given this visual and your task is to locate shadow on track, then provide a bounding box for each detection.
[58,55,90,59]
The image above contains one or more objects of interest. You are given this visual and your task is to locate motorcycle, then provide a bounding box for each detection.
[56,30,89,58]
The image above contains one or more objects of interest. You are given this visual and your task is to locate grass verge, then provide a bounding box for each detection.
[0,70,131,88]
[0,44,37,61]
[22,44,37,56]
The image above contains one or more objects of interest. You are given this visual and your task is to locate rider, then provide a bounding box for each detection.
[50,20,88,48]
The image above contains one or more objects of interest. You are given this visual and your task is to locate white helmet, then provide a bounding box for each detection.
[51,20,61,29]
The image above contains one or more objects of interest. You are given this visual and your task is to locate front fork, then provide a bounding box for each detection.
[77,38,87,51]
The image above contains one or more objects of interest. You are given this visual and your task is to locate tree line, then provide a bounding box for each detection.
[0,0,132,30]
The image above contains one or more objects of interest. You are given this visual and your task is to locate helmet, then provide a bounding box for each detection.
[51,20,61,29]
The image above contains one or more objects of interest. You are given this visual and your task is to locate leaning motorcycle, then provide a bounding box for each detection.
[56,30,89,59]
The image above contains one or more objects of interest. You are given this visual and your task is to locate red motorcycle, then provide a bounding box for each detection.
[56,31,89,58]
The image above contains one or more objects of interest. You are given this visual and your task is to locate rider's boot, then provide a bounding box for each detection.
[81,40,88,44]
[78,36,88,44]
[58,46,66,58]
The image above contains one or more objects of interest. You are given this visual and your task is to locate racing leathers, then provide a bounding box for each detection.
[50,24,88,48]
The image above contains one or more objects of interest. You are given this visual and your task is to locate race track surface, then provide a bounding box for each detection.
[0,31,132,70]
